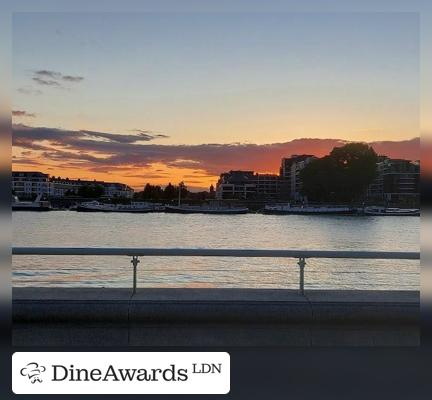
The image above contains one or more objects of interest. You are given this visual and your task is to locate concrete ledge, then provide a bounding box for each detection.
[12,288,419,346]
[13,288,418,324]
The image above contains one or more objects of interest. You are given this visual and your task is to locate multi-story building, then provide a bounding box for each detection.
[279,155,316,201]
[103,182,134,198]
[255,174,280,200]
[13,171,134,199]
[216,170,280,200]
[216,171,257,200]
[49,177,83,197]
[50,177,134,199]
[12,171,54,198]
[367,158,420,205]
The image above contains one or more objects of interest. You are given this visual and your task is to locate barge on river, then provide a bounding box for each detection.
[262,204,356,215]
[76,201,164,213]
[164,205,249,214]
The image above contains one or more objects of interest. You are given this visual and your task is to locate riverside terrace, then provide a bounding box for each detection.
[12,247,420,346]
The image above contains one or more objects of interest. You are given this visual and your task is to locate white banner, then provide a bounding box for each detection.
[12,352,230,394]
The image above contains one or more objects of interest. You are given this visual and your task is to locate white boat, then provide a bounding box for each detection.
[164,205,249,214]
[363,206,420,216]
[76,201,164,213]
[263,204,355,215]
[12,194,52,211]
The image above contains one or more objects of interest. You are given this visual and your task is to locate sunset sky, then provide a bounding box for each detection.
[12,12,420,190]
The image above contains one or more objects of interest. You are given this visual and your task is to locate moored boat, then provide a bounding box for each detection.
[262,204,355,215]
[76,201,164,213]
[363,206,420,216]
[164,205,249,214]
[12,195,52,211]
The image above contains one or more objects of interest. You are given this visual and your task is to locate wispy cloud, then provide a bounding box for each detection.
[132,129,170,140]
[62,75,84,82]
[31,69,85,89]
[17,86,42,95]
[11,156,43,166]
[34,70,61,79]
[79,129,168,143]
[12,110,36,118]
[32,77,61,86]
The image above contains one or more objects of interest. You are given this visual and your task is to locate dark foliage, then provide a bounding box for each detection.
[77,184,104,198]
[300,143,378,202]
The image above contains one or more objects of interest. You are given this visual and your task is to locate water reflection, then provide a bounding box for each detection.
[12,212,420,289]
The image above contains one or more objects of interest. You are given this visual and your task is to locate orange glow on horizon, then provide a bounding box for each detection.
[11,159,219,191]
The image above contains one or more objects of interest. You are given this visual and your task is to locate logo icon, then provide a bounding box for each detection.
[20,362,46,383]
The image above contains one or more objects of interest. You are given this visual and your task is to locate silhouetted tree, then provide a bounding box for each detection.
[77,184,104,198]
[178,182,188,199]
[209,184,215,198]
[301,143,378,203]
[139,183,163,200]
[142,183,153,200]
[163,183,177,200]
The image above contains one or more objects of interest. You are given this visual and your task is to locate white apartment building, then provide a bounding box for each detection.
[13,172,134,199]
[50,178,83,197]
[103,182,134,198]
[12,171,55,198]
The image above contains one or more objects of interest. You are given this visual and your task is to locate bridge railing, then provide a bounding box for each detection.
[12,247,420,294]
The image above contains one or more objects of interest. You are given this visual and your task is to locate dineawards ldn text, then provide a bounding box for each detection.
[52,364,190,382]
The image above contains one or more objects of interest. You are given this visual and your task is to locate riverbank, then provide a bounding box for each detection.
[13,288,419,346]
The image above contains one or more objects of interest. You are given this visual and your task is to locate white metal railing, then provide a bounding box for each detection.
[12,247,420,294]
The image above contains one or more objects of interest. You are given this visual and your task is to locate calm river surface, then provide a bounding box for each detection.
[13,211,420,290]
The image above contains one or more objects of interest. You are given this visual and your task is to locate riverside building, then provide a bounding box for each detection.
[12,171,54,198]
[12,171,134,199]
[367,158,420,206]
[279,155,316,201]
[215,170,279,200]
[50,177,134,198]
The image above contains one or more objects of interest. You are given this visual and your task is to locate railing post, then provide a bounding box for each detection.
[131,256,140,294]
[298,257,306,295]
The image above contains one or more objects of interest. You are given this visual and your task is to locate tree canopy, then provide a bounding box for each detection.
[77,184,104,198]
[134,182,213,202]
[300,143,378,203]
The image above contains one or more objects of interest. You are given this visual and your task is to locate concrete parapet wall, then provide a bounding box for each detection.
[13,288,419,346]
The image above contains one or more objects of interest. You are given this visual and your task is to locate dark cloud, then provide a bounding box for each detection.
[32,70,84,88]
[40,149,103,163]
[12,124,420,176]
[12,110,36,118]
[62,75,84,82]
[33,77,61,86]
[13,124,168,148]
[80,130,168,143]
[133,129,169,139]
[13,137,52,151]
[34,70,61,79]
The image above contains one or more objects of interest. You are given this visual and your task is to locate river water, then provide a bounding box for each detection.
[12,211,419,290]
